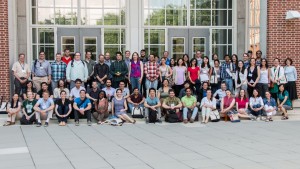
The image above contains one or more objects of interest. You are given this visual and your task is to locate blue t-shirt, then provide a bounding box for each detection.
[74,97,91,109]
[146,97,159,106]
[37,98,54,110]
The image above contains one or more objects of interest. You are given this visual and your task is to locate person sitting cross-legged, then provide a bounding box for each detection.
[144,88,162,123]
[33,91,55,127]
[73,90,92,126]
[55,90,72,126]
[219,89,235,120]
[181,87,198,124]
[200,89,216,124]
[94,90,109,124]
[162,89,182,122]
[20,91,37,125]
[127,87,145,112]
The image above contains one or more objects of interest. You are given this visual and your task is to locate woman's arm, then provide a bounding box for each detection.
[55,104,60,115]
[188,71,194,83]
[294,66,297,81]
[168,66,173,77]
[254,66,260,86]
[159,68,163,82]
[123,100,128,111]
[66,104,72,116]
[111,100,115,115]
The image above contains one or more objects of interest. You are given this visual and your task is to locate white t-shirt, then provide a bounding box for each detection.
[70,86,86,99]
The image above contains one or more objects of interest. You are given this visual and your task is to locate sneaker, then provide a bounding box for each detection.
[44,122,49,127]
[36,123,42,127]
[75,121,79,126]
[157,119,162,123]
[145,118,149,124]
[87,121,92,126]
[190,118,194,123]
[183,119,188,124]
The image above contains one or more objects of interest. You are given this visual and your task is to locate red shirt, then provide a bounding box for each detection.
[236,97,248,109]
[223,96,234,108]
[188,67,200,82]
[61,56,72,65]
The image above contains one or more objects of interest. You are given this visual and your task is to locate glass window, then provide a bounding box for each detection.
[61,37,75,54]
[193,37,206,57]
[144,29,166,57]
[248,0,260,57]
[83,37,97,60]
[32,28,55,60]
[212,29,232,59]
[144,0,187,26]
[172,37,185,60]
[104,29,126,60]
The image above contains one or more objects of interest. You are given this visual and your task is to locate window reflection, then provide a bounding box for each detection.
[248,0,260,58]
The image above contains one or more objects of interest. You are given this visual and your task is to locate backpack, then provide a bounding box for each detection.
[131,107,144,118]
[71,59,85,67]
[148,109,157,123]
[165,110,180,123]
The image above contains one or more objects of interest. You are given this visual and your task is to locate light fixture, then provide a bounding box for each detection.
[286,10,300,20]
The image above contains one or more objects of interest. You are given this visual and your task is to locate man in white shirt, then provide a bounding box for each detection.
[213,82,227,109]
[70,79,86,100]
[66,52,88,89]
[12,53,31,95]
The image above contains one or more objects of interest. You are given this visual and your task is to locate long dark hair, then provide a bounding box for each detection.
[10,94,19,108]
[237,60,245,84]
[177,58,184,66]
[260,58,269,68]
[183,54,190,67]
[57,79,66,88]
[25,81,34,91]
[189,58,197,67]
[97,90,107,104]
[238,89,247,100]
[231,54,238,70]
[201,56,211,68]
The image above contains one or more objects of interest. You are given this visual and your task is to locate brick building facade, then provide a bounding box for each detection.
[0,0,9,99]
[0,0,299,98]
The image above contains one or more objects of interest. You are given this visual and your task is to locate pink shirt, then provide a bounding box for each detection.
[236,98,248,109]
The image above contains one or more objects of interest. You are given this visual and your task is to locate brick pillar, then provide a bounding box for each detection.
[267,0,300,97]
[0,0,10,99]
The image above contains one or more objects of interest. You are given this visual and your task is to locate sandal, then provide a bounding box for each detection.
[132,120,136,124]
[3,122,11,126]
[269,118,273,122]
[281,116,287,120]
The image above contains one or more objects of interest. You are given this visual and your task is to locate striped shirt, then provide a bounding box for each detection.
[220,62,233,80]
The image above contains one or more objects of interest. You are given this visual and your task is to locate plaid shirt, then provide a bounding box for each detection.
[220,62,233,80]
[51,61,67,82]
[144,61,159,80]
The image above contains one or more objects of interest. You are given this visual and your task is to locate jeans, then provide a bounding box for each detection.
[74,109,91,122]
[146,79,158,97]
[130,77,141,92]
[56,105,69,123]
[128,103,144,112]
[145,107,161,119]
[224,78,233,93]
[183,107,198,120]
[250,104,263,117]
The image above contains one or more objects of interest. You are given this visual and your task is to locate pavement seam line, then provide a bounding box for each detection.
[20,126,37,169]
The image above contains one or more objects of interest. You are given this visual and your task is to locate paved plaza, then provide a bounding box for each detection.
[1,119,300,169]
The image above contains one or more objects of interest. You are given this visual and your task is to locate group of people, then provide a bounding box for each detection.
[3,48,297,126]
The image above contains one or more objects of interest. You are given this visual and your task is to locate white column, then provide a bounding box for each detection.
[127,0,141,53]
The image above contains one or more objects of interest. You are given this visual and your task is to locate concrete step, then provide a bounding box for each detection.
[293,99,300,108]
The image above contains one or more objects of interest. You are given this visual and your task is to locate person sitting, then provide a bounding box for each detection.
[94,91,109,124]
[73,90,92,126]
[162,89,182,122]
[277,84,292,120]
[127,87,145,112]
[112,89,136,124]
[114,80,130,99]
[178,81,193,99]
[86,81,101,113]
[53,79,70,99]
[213,82,227,109]
[198,82,209,102]
[36,82,54,99]
[69,78,86,100]
[20,91,37,125]
[236,89,255,120]
[33,91,55,127]
[3,94,21,126]
[181,87,198,124]
[22,81,37,100]
[219,89,235,119]
[157,79,171,103]
[249,89,264,120]
[200,89,216,124]
[55,90,72,126]
[144,88,162,123]
[263,91,277,122]
[102,79,115,113]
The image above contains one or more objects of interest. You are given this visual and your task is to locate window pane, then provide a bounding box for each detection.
[228,29,232,44]
[84,45,97,60]
[39,45,55,60]
[37,0,54,7]
[37,8,54,24]
[145,0,165,9]
[55,8,76,25]
[196,10,211,26]
[228,0,232,9]
[32,45,37,59]
[81,9,103,25]
[104,45,119,60]
[228,10,232,26]
[44,31,54,43]
[62,45,75,53]
[32,28,37,43]
[212,10,227,26]
[150,30,165,44]
[149,9,165,25]
[104,29,120,44]
[212,29,227,44]
[120,9,126,25]
[55,0,72,7]
[172,38,184,44]
[195,0,211,9]
[166,9,187,26]
[84,38,96,44]
[193,37,205,44]
[104,9,120,25]
[121,29,126,44]
[32,0,37,6]
[193,46,205,54]
[32,8,37,24]
[84,0,103,8]
[144,31,149,44]
[165,0,187,9]
[150,45,165,57]
[104,0,120,8]
[212,45,227,60]
[212,0,227,9]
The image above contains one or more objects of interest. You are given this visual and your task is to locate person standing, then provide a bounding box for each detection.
[50,53,67,91]
[94,54,109,89]
[84,51,96,90]
[128,52,143,92]
[173,58,187,96]
[220,54,233,92]
[243,53,250,69]
[140,49,148,96]
[284,58,298,101]
[12,53,31,95]
[144,54,160,92]
[61,49,72,65]
[31,51,52,92]
[270,58,286,101]
[247,58,260,97]
[195,50,203,67]
[104,52,113,79]
[210,59,221,94]
[257,59,270,99]
[235,60,248,97]
[66,52,88,89]
[162,51,171,65]
[110,52,128,88]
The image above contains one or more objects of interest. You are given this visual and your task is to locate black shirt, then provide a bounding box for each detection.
[55,99,71,107]
[93,63,109,82]
[88,88,101,101]
[38,89,53,97]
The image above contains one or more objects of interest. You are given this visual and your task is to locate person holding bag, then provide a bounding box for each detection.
[270,58,287,101]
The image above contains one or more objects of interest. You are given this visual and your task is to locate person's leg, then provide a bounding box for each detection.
[225,79,233,92]
[128,103,134,112]
[141,75,147,97]
[121,114,134,123]
[74,110,79,122]
[85,110,92,122]
[205,108,211,123]
[10,113,16,123]
[63,106,69,123]
[238,109,251,118]
[20,115,28,125]
[45,111,53,123]
[51,81,57,93]
[36,112,41,123]
[14,78,22,95]
[201,107,206,122]
[153,80,158,90]
[56,106,63,123]
[191,107,199,120]
[157,107,161,119]
[183,107,188,122]
[92,111,100,121]
[32,77,41,91]
[144,108,149,118]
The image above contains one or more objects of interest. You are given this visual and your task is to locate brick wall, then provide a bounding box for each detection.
[0,0,10,99]
[267,0,300,98]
